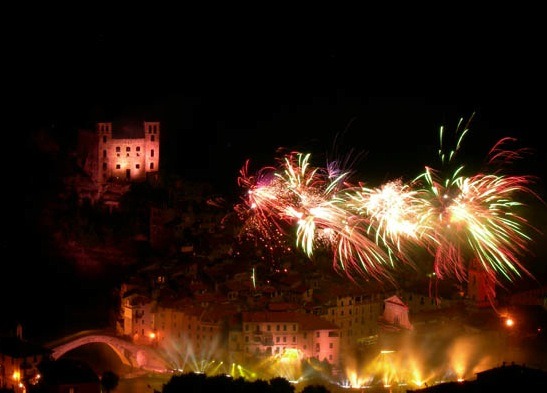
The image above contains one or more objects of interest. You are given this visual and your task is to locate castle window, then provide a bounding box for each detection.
[150,163,154,170]
[103,150,107,158]
[151,149,155,157]
[151,135,155,142]
[136,164,140,169]
[136,146,140,151]
[116,164,120,169]
[116,147,120,152]
[126,147,130,152]
[103,136,107,143]
[103,163,107,170]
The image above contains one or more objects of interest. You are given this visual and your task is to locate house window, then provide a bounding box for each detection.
[116,164,120,169]
[150,163,154,170]
[103,150,107,158]
[329,343,333,349]
[267,325,271,331]
[151,149,155,157]
[316,332,320,338]
[151,135,155,142]
[276,337,280,343]
[126,147,130,152]
[116,147,120,152]
[136,146,141,151]
[102,163,107,170]
[136,164,140,169]
[283,336,286,343]
[103,136,107,143]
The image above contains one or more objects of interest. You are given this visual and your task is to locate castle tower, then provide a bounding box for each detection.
[97,122,113,184]
[143,121,160,175]
[94,120,160,185]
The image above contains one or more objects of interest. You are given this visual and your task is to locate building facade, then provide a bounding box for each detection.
[96,121,160,184]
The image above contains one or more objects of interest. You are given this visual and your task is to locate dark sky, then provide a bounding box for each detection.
[16,11,546,189]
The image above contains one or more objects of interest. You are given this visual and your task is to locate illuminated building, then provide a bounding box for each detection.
[95,121,160,184]
[234,311,340,367]
[0,326,50,392]
[321,293,385,355]
[75,120,160,206]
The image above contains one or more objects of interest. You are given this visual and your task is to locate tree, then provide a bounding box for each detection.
[270,376,295,393]
[101,370,119,393]
[301,384,330,393]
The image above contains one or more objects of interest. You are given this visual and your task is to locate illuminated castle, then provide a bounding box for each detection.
[74,120,160,206]
[96,120,160,184]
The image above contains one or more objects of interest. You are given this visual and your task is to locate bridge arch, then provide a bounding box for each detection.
[46,333,170,372]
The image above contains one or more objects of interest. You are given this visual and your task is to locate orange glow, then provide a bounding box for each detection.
[505,318,515,327]
[149,332,156,339]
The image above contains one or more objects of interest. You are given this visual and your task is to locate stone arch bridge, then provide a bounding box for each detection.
[44,330,172,372]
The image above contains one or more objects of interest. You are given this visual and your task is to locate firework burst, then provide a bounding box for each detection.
[234,116,544,287]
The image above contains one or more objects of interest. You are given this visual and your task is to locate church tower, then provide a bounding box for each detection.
[467,258,496,309]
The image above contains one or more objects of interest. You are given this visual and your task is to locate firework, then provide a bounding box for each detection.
[234,117,543,286]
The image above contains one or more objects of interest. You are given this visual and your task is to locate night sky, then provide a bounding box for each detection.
[9,11,547,339]
[15,12,546,193]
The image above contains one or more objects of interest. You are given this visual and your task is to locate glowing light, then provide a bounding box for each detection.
[233,117,543,290]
